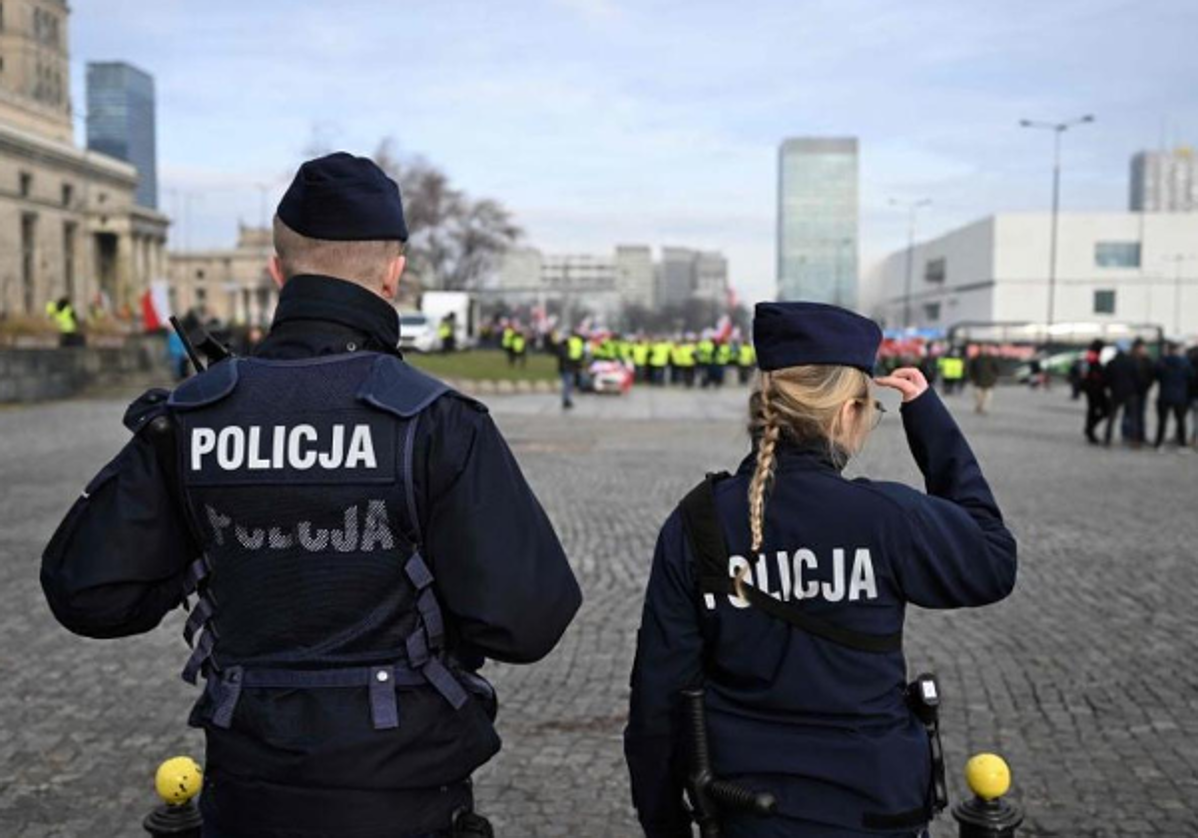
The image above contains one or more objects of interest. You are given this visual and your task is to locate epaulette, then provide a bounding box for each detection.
[358,354,481,418]
[122,388,171,433]
[167,359,240,410]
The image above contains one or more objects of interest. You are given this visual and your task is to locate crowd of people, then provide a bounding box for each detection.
[1078,338,1198,450]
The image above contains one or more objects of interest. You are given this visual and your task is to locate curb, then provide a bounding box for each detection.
[445,378,557,396]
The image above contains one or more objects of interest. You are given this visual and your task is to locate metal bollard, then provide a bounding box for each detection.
[952,753,1024,838]
[143,756,203,838]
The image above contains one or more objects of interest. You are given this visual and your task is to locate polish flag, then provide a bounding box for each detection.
[141,281,172,332]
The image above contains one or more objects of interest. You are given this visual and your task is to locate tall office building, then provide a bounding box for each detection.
[87,62,158,209]
[1130,148,1197,213]
[614,245,654,308]
[776,137,859,307]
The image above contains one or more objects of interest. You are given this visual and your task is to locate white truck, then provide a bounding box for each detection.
[419,291,478,351]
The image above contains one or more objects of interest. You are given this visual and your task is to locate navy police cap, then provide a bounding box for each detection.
[753,301,882,373]
[277,152,408,242]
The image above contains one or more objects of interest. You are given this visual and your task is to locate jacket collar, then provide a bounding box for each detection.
[736,437,847,477]
[269,274,400,350]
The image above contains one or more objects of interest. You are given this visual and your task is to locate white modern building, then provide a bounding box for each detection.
[1130,148,1197,213]
[865,213,1198,341]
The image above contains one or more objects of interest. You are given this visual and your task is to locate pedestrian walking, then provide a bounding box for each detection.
[40,152,582,838]
[1082,340,1109,445]
[559,330,585,409]
[625,302,1016,838]
[968,345,1000,414]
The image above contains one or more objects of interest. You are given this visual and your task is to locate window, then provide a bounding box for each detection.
[1094,290,1116,314]
[925,257,946,283]
[63,221,76,299]
[923,302,941,321]
[61,183,72,207]
[21,212,36,314]
[195,288,208,305]
[195,269,206,280]
[1095,242,1140,268]
[19,171,31,197]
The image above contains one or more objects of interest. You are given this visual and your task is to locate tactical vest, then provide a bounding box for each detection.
[166,353,474,734]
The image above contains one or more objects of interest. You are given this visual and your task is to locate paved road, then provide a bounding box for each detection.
[1,382,1196,836]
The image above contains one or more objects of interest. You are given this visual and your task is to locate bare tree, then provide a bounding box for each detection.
[372,139,520,292]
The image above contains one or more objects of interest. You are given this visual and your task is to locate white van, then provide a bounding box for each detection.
[398,311,439,353]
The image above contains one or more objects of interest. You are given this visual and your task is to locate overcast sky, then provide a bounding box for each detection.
[71,0,1198,304]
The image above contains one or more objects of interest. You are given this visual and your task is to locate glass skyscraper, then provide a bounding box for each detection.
[776,137,859,307]
[87,62,158,209]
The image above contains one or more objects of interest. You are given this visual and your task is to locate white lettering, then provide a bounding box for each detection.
[271,426,286,468]
[247,427,271,469]
[756,553,780,601]
[217,427,245,470]
[776,550,792,601]
[848,548,878,601]
[318,425,345,469]
[793,549,818,599]
[822,549,846,602]
[331,505,359,552]
[192,428,216,470]
[344,425,377,469]
[289,425,318,470]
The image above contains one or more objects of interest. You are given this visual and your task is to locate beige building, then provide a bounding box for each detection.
[0,0,168,320]
[169,225,277,327]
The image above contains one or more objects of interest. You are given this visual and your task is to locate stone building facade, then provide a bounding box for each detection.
[168,224,277,327]
[0,0,168,321]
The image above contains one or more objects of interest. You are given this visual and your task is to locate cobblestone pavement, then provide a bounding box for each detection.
[2,382,1196,836]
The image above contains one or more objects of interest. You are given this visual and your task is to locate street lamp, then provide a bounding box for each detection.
[890,198,932,330]
[1161,254,1193,337]
[1019,114,1095,329]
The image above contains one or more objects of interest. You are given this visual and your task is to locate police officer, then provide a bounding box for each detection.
[625,302,1016,837]
[41,152,582,838]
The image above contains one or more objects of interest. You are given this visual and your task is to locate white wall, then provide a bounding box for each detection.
[872,216,996,330]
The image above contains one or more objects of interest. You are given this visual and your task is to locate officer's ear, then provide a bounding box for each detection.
[380,254,406,302]
[268,256,286,289]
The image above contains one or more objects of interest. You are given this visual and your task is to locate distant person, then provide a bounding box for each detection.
[1189,346,1198,449]
[1130,339,1155,444]
[1152,342,1193,449]
[510,328,528,367]
[45,296,81,347]
[439,312,457,353]
[1067,357,1083,400]
[939,350,965,395]
[1104,341,1141,447]
[1082,339,1109,445]
[558,329,585,409]
[968,345,1001,414]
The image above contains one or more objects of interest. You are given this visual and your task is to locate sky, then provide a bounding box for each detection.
[71,0,1198,304]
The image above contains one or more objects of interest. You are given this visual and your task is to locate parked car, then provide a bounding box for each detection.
[398,311,439,353]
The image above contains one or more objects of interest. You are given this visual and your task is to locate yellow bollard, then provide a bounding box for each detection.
[952,753,1024,837]
[143,756,204,836]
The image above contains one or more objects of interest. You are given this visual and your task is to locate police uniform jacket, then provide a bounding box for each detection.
[624,389,1016,836]
[41,274,582,837]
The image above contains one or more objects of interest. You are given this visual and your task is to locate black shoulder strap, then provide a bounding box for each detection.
[679,474,903,655]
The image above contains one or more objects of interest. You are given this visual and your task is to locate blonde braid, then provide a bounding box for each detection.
[748,372,781,553]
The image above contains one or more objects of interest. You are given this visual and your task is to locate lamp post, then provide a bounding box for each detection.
[890,198,932,330]
[1161,254,1192,337]
[1019,114,1095,330]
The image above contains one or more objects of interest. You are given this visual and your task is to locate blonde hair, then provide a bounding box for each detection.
[746,365,875,552]
[273,216,404,289]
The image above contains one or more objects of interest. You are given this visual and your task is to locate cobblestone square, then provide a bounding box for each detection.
[2,383,1196,837]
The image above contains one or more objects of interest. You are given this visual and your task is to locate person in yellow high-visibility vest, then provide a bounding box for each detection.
[938,352,966,396]
[649,338,672,387]
[736,341,756,385]
[673,338,697,388]
[46,297,80,347]
[510,329,528,368]
[632,339,651,383]
[501,324,516,366]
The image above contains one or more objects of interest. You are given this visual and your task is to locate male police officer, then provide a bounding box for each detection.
[41,152,582,838]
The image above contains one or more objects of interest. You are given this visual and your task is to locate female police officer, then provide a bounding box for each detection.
[625,302,1017,837]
